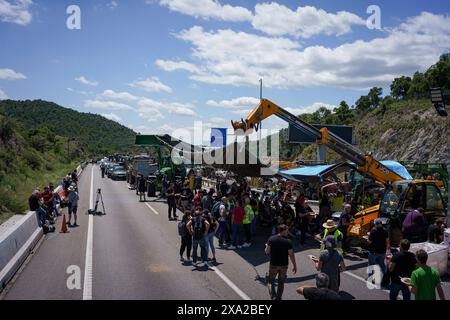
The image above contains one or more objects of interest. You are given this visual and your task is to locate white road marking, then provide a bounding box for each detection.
[83,165,94,300]
[343,270,402,299]
[145,203,159,215]
[209,265,251,300]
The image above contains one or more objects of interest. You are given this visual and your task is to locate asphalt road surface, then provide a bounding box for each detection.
[2,164,449,300]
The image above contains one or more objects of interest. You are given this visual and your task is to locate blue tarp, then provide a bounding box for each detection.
[380,160,413,180]
[280,160,412,181]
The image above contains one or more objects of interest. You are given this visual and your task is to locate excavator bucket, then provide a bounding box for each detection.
[231,119,248,132]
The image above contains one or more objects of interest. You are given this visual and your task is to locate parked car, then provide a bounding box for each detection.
[111,168,127,181]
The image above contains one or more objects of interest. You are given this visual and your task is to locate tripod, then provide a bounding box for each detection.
[88,189,106,215]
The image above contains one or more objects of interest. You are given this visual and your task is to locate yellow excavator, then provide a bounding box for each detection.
[232,99,447,245]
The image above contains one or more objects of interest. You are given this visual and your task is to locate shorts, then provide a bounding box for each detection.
[69,205,78,215]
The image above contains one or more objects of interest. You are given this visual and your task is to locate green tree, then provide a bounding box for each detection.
[425,53,450,90]
[390,76,412,100]
[333,100,354,125]
[407,72,429,99]
[355,87,382,116]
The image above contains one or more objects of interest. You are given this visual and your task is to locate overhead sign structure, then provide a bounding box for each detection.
[210,128,227,147]
[135,135,161,145]
[288,124,354,145]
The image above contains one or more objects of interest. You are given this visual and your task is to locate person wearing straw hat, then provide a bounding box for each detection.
[315,219,343,254]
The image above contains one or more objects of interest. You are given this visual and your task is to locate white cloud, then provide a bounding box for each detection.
[85,100,133,111]
[158,13,450,90]
[75,76,98,87]
[0,68,27,80]
[107,1,118,9]
[0,88,8,99]
[207,96,260,109]
[285,102,337,116]
[138,98,196,116]
[156,1,364,38]
[0,0,32,25]
[102,89,139,101]
[129,76,172,93]
[252,3,365,38]
[159,0,252,22]
[101,112,122,122]
[231,108,253,116]
[155,59,200,73]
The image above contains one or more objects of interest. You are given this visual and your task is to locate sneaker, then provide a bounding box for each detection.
[185,259,192,263]
[237,245,243,249]
[212,258,216,263]
[180,256,184,262]
[228,245,236,249]
[72,223,79,227]
[242,243,252,248]
[191,261,197,267]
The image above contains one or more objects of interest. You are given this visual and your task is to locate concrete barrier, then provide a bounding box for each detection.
[0,163,84,290]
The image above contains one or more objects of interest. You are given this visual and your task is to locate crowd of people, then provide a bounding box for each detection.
[28,169,80,233]
[157,174,447,301]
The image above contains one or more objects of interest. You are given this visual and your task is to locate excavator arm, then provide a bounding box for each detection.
[232,98,405,185]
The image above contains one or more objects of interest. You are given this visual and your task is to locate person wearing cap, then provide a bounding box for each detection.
[338,203,353,252]
[314,235,346,292]
[315,220,343,254]
[67,185,79,227]
[367,218,390,280]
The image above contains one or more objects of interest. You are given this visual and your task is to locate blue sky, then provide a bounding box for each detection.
[0,0,449,143]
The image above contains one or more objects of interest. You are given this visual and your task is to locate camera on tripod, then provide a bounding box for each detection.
[88,188,106,215]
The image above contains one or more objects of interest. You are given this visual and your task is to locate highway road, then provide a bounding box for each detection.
[2,164,449,300]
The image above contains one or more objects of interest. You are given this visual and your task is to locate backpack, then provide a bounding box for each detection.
[178,221,188,237]
[211,201,222,219]
[192,216,205,240]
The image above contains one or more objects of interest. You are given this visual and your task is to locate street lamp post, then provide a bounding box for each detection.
[430,88,450,219]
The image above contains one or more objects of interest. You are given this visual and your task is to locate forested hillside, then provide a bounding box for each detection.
[0,100,136,222]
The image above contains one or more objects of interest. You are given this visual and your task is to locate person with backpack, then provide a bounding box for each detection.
[203,189,214,212]
[179,210,192,262]
[204,210,219,263]
[187,210,210,267]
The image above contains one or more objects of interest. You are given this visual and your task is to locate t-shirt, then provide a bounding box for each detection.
[368,227,388,254]
[232,206,245,224]
[427,224,444,243]
[295,203,311,225]
[411,266,441,300]
[339,212,352,229]
[319,249,344,280]
[29,193,40,211]
[166,188,175,202]
[68,191,79,207]
[303,287,341,300]
[390,251,417,284]
[267,235,293,267]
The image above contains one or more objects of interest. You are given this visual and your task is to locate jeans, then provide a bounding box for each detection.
[231,224,244,246]
[243,223,252,243]
[217,225,229,245]
[192,238,207,263]
[267,265,288,300]
[168,201,177,219]
[204,232,216,258]
[251,216,258,235]
[368,252,387,276]
[390,282,411,300]
[36,207,46,227]
[180,235,192,259]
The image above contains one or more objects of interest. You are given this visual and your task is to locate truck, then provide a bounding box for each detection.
[232,98,447,246]
[126,155,159,188]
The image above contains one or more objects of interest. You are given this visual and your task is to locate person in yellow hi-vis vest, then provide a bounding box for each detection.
[315,220,343,255]
[242,197,254,247]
